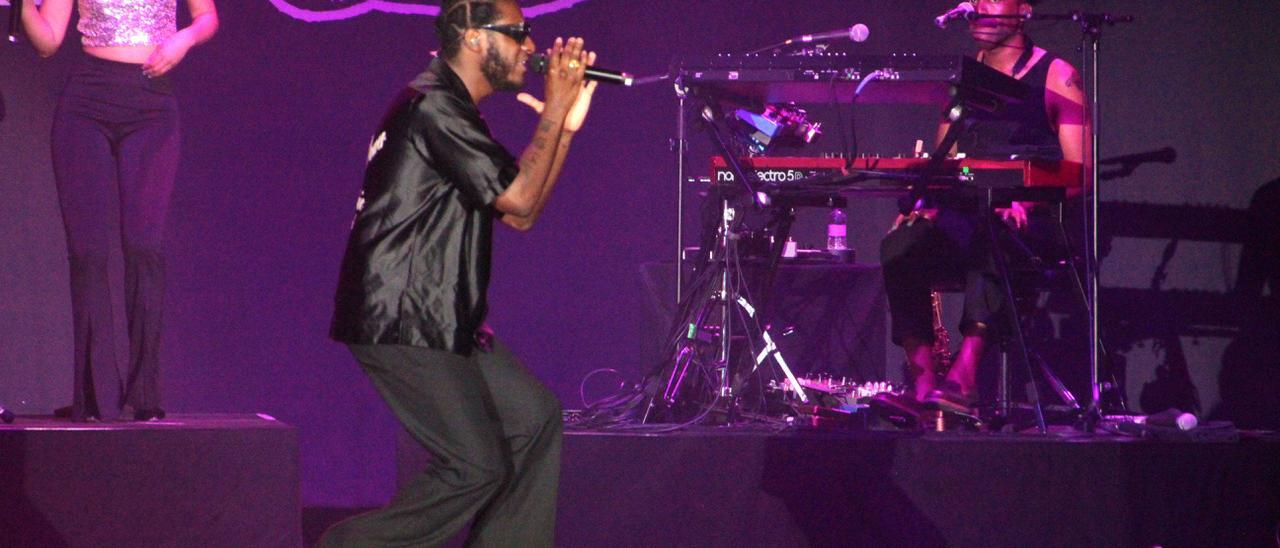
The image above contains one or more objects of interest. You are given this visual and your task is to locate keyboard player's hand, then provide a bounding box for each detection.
[890,208,938,232]
[996,201,1029,230]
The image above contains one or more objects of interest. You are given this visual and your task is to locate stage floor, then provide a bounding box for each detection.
[6,414,1275,547]
[396,424,1280,547]
[1,413,301,547]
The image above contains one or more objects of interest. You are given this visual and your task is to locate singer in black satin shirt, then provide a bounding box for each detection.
[318,0,595,542]
[331,58,518,355]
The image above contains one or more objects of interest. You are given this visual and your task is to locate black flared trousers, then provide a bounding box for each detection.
[52,55,179,418]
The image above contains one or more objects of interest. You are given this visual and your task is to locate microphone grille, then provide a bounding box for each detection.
[529,53,548,74]
[849,23,870,43]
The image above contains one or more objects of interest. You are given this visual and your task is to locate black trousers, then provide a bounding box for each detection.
[52,55,180,418]
[880,207,1067,346]
[320,340,562,547]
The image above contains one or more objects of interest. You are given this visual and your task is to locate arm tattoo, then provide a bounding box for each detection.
[1066,72,1082,90]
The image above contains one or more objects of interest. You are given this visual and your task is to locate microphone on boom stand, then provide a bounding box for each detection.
[934,2,977,28]
[745,23,870,55]
[782,23,870,47]
[934,2,1030,28]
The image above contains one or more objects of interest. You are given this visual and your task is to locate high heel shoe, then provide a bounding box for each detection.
[54,405,102,422]
[133,408,166,422]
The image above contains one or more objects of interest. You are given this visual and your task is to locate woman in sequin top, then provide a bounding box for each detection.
[20,0,218,422]
[23,0,217,74]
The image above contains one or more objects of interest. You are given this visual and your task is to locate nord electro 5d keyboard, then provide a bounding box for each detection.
[711,156,1084,189]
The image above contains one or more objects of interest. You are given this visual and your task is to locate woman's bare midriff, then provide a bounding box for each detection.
[84,44,156,64]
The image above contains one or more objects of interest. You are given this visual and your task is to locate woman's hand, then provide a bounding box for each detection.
[142,32,195,78]
[143,1,218,77]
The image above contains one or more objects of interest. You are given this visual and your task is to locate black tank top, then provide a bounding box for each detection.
[959,52,1063,161]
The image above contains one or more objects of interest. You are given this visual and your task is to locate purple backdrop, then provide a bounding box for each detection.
[2,1,1278,506]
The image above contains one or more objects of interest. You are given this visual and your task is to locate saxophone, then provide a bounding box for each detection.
[930,290,953,376]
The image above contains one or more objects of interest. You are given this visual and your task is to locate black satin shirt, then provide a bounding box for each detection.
[330,58,518,355]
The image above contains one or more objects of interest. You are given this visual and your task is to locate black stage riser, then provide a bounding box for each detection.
[398,430,1280,547]
[0,415,301,547]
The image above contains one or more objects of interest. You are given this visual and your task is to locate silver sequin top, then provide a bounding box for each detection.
[78,0,177,47]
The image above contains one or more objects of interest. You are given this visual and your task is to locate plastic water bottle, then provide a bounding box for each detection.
[827,207,848,252]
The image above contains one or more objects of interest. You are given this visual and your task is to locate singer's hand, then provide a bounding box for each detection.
[518,51,598,133]
[541,37,587,117]
[142,31,194,78]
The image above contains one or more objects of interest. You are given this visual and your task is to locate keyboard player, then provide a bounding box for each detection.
[877,0,1090,417]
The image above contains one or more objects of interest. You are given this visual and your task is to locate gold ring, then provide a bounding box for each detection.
[568,60,581,70]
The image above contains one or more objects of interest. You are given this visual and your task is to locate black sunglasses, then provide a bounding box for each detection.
[478,22,532,43]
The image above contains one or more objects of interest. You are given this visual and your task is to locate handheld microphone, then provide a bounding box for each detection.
[784,23,870,46]
[935,2,977,28]
[529,54,634,86]
[8,0,24,43]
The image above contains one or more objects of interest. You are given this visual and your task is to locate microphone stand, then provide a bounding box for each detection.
[7,0,24,43]
[745,39,798,56]
[1031,10,1135,432]
[0,90,9,423]
[743,26,866,56]
[939,12,1030,29]
[647,84,806,426]
[745,32,844,56]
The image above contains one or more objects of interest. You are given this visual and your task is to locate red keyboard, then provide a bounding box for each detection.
[711,156,1083,189]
